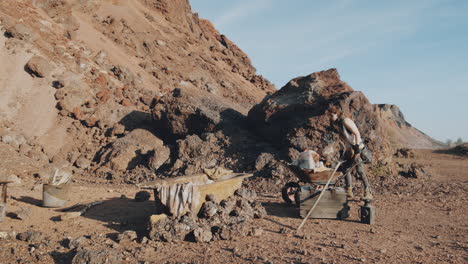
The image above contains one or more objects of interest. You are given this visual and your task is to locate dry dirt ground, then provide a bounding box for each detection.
[1,149,466,264]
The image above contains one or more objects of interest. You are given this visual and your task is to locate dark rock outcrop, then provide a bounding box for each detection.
[248,69,389,162]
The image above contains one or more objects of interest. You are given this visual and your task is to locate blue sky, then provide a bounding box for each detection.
[190,0,468,142]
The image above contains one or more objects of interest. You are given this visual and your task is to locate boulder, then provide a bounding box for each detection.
[248,68,389,162]
[5,23,38,41]
[117,230,137,243]
[199,201,218,218]
[97,129,169,171]
[193,227,212,243]
[25,56,53,78]
[68,236,87,249]
[149,215,197,242]
[75,156,91,169]
[152,87,243,139]
[17,231,45,243]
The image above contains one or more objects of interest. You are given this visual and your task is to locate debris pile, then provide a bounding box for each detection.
[148,188,266,243]
[446,143,468,157]
[394,148,415,158]
[398,162,430,179]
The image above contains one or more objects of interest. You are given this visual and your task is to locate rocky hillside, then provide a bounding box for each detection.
[0,0,273,179]
[248,69,442,162]
[374,104,442,149]
[0,0,441,188]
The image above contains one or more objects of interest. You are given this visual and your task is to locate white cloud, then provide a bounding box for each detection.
[214,0,272,29]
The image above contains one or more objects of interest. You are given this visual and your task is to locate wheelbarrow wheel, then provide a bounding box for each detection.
[281,182,300,204]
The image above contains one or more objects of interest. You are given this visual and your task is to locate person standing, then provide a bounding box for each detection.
[329,106,373,200]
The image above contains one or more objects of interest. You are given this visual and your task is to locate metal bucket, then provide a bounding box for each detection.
[42,184,71,208]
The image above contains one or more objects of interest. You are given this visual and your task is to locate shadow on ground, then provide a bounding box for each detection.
[14,196,42,206]
[60,196,157,236]
[262,201,297,218]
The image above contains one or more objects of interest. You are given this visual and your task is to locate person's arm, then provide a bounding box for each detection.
[342,118,362,146]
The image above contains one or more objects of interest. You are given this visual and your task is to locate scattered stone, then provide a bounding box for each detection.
[75,156,91,169]
[399,163,428,178]
[255,152,275,170]
[139,236,149,244]
[193,227,212,243]
[295,231,312,240]
[0,231,16,240]
[17,231,45,243]
[1,133,27,149]
[279,228,288,234]
[234,188,257,201]
[149,215,197,242]
[251,201,267,218]
[414,245,424,251]
[59,211,81,221]
[111,123,125,136]
[72,248,122,264]
[249,227,263,237]
[394,148,415,158]
[52,79,65,89]
[13,207,32,220]
[68,236,87,249]
[205,194,217,202]
[149,188,266,243]
[25,56,53,78]
[215,224,247,240]
[117,230,137,243]
[134,191,151,202]
[199,201,218,218]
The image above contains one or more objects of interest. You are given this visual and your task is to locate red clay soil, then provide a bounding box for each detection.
[0,149,466,263]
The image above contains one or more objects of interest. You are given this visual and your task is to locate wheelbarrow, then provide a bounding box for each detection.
[138,172,252,217]
[281,165,349,220]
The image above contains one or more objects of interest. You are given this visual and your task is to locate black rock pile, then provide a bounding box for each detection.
[148,188,266,243]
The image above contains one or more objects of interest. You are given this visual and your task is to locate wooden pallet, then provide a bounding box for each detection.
[298,186,349,219]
